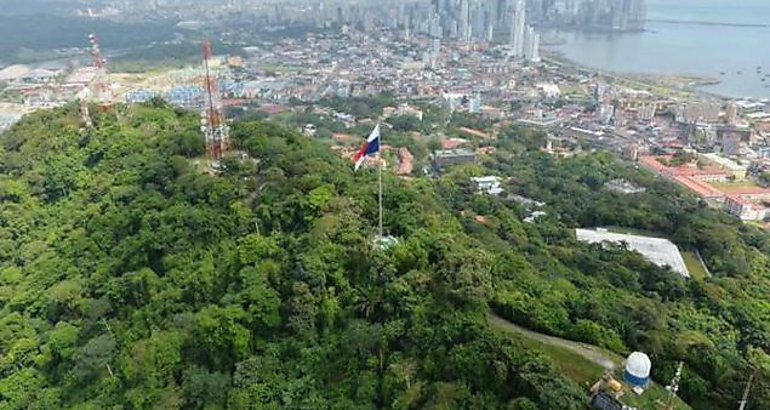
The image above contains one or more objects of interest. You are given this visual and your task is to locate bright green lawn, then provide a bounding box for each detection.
[682,251,709,280]
[515,335,608,388]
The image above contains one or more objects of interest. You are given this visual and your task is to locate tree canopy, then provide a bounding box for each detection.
[0,103,768,409]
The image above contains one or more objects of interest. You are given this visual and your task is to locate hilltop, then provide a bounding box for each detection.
[0,103,768,409]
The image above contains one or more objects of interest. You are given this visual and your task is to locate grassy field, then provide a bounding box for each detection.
[622,384,688,410]
[514,331,609,388]
[682,250,709,280]
[712,180,765,192]
[516,334,692,409]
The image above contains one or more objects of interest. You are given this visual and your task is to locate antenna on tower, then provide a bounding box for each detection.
[88,32,113,108]
[201,40,230,166]
[662,362,684,410]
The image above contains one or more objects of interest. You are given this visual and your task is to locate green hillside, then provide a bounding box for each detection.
[0,102,768,409]
[491,314,692,410]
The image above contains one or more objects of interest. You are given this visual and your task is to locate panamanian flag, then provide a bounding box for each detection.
[353,124,381,171]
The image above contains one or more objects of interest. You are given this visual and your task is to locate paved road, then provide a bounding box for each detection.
[489,313,617,371]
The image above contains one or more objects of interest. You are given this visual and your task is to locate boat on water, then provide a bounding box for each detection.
[737,71,743,75]
[720,72,726,75]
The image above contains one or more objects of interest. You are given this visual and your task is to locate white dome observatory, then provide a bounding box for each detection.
[624,352,652,388]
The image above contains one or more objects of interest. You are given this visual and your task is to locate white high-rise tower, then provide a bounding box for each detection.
[525,26,540,62]
[461,0,472,42]
[511,0,526,57]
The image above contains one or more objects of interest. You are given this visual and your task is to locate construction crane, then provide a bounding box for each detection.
[200,41,230,164]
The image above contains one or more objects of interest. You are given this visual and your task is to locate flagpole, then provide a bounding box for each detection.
[378,126,383,239]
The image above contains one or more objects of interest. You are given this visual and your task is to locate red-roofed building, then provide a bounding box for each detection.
[458,127,492,139]
[673,176,725,199]
[640,156,729,183]
[725,195,766,221]
[441,138,469,150]
[721,187,770,202]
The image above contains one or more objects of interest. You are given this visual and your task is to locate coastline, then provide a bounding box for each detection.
[543,51,730,101]
[646,19,769,28]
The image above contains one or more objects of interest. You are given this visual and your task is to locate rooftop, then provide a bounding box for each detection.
[576,229,690,278]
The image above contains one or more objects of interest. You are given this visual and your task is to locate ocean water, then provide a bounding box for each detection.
[546,0,770,98]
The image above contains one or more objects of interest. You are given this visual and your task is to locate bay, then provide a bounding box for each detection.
[545,0,770,98]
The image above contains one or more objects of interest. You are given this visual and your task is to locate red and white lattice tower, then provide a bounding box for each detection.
[88,33,112,106]
[201,41,230,162]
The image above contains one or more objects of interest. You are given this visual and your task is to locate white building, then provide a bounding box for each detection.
[510,0,526,57]
[638,103,656,121]
[524,26,540,62]
[509,0,539,61]
[536,83,560,98]
[524,211,547,224]
[700,153,748,180]
[605,179,646,194]
[735,100,765,114]
[575,229,690,278]
[460,0,471,42]
[472,176,503,196]
[724,195,765,221]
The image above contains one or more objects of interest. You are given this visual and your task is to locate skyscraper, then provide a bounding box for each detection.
[496,0,508,25]
[473,1,486,41]
[511,0,526,57]
[524,26,540,62]
[461,0,472,42]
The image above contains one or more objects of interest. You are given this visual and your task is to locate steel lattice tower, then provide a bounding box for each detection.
[201,41,230,162]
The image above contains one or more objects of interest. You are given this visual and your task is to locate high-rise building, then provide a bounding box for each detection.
[507,0,538,60]
[571,0,646,31]
[472,1,486,41]
[461,0,472,42]
[524,26,540,62]
[431,38,441,68]
[725,103,738,125]
[510,0,526,56]
[496,0,508,25]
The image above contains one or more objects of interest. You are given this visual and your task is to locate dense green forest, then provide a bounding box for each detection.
[0,103,768,409]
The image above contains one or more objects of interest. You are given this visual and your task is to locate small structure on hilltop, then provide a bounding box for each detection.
[624,352,652,394]
[604,179,646,195]
[472,176,503,196]
[590,392,624,410]
[431,149,478,173]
